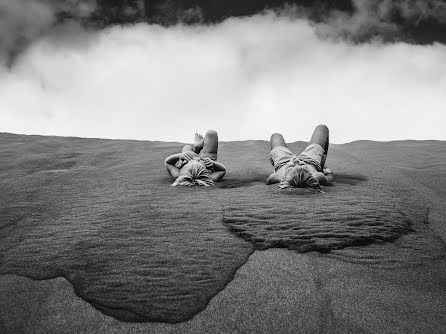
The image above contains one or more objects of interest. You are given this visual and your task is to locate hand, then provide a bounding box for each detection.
[182,151,195,162]
[323,168,332,175]
[202,157,214,168]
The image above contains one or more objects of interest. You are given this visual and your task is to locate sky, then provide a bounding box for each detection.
[0,1,445,143]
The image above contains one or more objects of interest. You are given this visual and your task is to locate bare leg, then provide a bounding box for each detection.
[201,130,219,154]
[309,124,329,152]
[270,133,287,150]
[181,144,194,153]
[309,124,329,169]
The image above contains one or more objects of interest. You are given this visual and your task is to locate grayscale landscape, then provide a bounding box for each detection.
[1,0,445,332]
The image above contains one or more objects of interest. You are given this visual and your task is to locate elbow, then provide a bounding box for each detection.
[212,171,226,182]
[217,171,226,182]
[314,173,329,186]
[266,173,278,185]
[266,176,271,185]
[164,160,174,170]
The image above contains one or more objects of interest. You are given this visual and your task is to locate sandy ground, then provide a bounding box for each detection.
[2,248,446,333]
[0,134,445,333]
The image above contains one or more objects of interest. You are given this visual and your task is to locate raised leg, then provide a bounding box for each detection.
[309,124,329,152]
[201,130,219,154]
[270,133,287,150]
[309,124,329,169]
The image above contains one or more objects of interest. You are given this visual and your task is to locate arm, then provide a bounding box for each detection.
[165,162,181,179]
[266,172,281,185]
[209,161,226,182]
[323,168,333,184]
[164,153,187,180]
[312,172,331,186]
[165,153,183,165]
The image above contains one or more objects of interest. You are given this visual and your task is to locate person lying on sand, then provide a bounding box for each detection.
[165,130,226,186]
[267,124,333,191]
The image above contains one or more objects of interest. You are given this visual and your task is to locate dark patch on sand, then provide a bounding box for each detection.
[223,201,412,252]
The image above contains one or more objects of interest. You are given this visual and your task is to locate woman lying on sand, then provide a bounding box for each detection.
[165,130,226,186]
[267,124,333,191]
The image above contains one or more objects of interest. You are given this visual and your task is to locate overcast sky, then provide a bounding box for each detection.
[1,5,445,143]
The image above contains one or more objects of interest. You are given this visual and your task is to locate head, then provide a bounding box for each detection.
[279,165,322,191]
[172,160,214,187]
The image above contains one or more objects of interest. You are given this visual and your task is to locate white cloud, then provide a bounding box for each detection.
[0,13,445,143]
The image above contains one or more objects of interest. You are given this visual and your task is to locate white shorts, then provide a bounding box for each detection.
[269,146,296,172]
[270,143,325,176]
[297,143,325,172]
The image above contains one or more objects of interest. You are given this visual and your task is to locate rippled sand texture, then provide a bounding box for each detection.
[0,133,445,325]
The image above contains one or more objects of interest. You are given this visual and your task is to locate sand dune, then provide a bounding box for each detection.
[0,133,445,333]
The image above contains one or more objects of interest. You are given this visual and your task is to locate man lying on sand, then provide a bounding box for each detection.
[165,130,227,186]
[267,124,333,191]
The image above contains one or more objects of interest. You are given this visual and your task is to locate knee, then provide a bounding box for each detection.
[205,130,218,138]
[315,124,329,135]
[182,144,194,152]
[315,124,329,132]
[270,133,283,140]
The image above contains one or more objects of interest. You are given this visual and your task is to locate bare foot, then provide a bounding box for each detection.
[194,133,204,153]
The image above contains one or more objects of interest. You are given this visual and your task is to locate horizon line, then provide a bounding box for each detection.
[1,131,444,145]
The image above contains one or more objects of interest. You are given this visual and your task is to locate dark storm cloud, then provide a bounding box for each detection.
[311,0,446,42]
[0,0,96,65]
[1,0,446,65]
[144,0,446,43]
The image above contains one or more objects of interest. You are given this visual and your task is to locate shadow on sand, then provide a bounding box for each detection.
[218,174,266,189]
[333,173,367,185]
[219,172,368,188]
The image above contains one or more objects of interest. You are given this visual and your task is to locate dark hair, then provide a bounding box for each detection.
[279,165,323,192]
